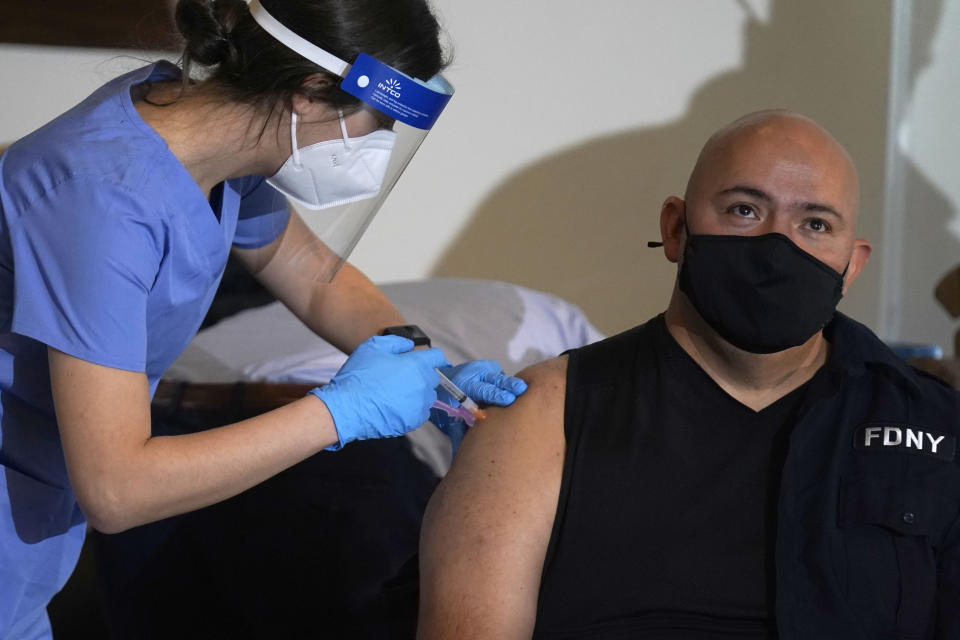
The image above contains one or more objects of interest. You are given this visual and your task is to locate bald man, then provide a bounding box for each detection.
[417,111,960,639]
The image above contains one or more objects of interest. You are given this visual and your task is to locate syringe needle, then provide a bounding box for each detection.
[435,369,486,420]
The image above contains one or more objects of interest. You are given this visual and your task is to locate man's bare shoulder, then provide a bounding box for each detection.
[417,355,569,638]
[483,355,567,425]
[454,354,567,471]
[425,355,568,531]
[519,355,569,398]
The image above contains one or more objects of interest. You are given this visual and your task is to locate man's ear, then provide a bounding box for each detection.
[842,238,872,295]
[659,196,686,263]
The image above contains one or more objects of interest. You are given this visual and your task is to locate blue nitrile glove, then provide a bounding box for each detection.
[429,360,528,451]
[310,335,449,451]
[441,360,529,407]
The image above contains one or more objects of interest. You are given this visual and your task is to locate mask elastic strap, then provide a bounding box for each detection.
[337,109,351,148]
[290,111,302,168]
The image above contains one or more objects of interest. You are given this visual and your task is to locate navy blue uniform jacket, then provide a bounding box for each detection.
[776,313,959,638]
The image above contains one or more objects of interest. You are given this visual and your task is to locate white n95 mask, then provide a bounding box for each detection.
[267,109,397,210]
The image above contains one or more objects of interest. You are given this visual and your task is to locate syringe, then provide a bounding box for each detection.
[379,325,489,426]
[434,369,487,425]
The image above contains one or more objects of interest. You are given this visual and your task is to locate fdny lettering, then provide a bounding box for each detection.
[854,424,956,461]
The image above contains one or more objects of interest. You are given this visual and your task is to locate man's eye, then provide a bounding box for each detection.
[806,218,831,233]
[730,204,757,218]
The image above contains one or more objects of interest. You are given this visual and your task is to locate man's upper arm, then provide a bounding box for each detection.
[418,356,568,640]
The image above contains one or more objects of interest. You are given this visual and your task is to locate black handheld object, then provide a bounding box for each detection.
[380,325,432,347]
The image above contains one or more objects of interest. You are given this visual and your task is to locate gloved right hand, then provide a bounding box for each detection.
[309,335,448,451]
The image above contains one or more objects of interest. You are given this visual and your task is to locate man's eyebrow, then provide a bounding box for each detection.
[718,185,843,219]
[801,202,843,219]
[718,185,771,202]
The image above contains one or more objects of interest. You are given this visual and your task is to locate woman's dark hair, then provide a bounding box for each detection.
[173,0,448,116]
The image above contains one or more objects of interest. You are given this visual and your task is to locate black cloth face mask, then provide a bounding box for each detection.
[678,232,846,354]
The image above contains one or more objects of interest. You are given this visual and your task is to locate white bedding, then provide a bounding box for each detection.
[165,278,604,474]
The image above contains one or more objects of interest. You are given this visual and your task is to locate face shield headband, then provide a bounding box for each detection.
[245,0,455,282]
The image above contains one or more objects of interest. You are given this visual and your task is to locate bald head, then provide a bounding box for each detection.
[658,109,871,287]
[658,110,873,356]
[685,110,860,228]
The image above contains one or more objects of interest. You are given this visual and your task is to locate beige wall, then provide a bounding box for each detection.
[417,0,893,336]
[5,1,949,345]
[0,47,163,140]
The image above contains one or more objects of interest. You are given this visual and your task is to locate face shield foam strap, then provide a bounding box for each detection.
[246,0,453,131]
[247,0,350,77]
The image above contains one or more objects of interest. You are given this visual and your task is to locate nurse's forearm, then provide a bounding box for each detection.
[236,210,404,352]
[113,395,340,531]
[267,259,405,353]
[298,261,406,353]
[52,348,341,533]
[75,395,339,534]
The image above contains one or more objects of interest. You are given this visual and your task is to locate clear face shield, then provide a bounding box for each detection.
[246,0,454,282]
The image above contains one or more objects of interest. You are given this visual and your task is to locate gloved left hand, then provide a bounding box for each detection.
[429,360,528,451]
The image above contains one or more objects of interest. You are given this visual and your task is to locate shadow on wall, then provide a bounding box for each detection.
[904,140,960,355]
[432,0,947,337]
[899,0,960,355]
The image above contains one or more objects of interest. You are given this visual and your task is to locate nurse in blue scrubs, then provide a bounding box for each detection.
[0,1,525,636]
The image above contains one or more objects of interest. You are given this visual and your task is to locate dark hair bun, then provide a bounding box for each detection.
[175,0,246,67]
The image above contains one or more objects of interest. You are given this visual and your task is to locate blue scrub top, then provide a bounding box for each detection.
[0,61,289,637]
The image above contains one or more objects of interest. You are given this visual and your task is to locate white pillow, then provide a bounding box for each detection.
[166,278,603,384]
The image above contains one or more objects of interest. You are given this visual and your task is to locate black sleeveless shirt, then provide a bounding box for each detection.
[534,315,813,639]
